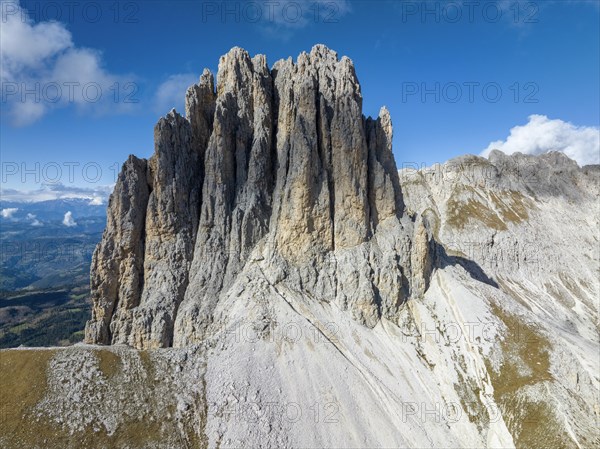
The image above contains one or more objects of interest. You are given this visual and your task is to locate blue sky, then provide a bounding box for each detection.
[1,0,599,198]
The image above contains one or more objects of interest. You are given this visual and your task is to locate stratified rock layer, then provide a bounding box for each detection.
[85,46,432,348]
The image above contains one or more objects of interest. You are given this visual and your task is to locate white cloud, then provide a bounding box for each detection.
[9,101,46,125]
[88,196,104,206]
[1,0,137,125]
[481,115,600,166]
[0,183,113,203]
[62,211,77,227]
[1,207,19,218]
[154,73,198,114]
[0,1,72,76]
[26,213,43,226]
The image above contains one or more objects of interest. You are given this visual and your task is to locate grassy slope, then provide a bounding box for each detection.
[0,347,205,449]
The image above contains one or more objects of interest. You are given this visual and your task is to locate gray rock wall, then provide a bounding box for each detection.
[85,45,434,349]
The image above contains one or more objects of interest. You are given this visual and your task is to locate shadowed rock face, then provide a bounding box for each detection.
[85,45,434,349]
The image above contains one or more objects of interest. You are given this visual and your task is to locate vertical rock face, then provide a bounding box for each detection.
[85,45,433,348]
[85,156,149,345]
[268,47,374,259]
[366,107,404,222]
[174,50,277,343]
[120,111,202,349]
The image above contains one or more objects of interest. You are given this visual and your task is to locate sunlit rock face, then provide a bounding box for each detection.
[85,45,431,349]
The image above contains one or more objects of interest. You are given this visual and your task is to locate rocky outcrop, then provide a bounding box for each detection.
[86,71,217,348]
[8,147,598,448]
[86,110,205,349]
[85,45,433,348]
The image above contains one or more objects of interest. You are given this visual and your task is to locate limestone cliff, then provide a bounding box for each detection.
[85,45,432,349]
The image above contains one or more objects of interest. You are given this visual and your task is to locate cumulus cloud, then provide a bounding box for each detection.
[154,73,198,114]
[0,1,72,76]
[1,207,19,218]
[26,213,43,226]
[62,211,77,227]
[0,0,137,125]
[481,115,600,166]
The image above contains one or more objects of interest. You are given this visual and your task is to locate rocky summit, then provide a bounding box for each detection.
[2,46,598,449]
[84,45,431,350]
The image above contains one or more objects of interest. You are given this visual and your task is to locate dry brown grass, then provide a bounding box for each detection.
[447,188,532,231]
[485,304,575,448]
[0,348,205,449]
[96,349,121,379]
[489,191,530,224]
[447,197,508,231]
[0,349,56,449]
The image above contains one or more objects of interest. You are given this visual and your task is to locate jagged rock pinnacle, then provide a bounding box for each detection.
[85,46,433,348]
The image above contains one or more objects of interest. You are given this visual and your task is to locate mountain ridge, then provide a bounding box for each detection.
[1,46,598,449]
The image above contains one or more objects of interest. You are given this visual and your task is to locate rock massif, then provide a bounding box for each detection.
[85,45,430,349]
[3,46,595,449]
